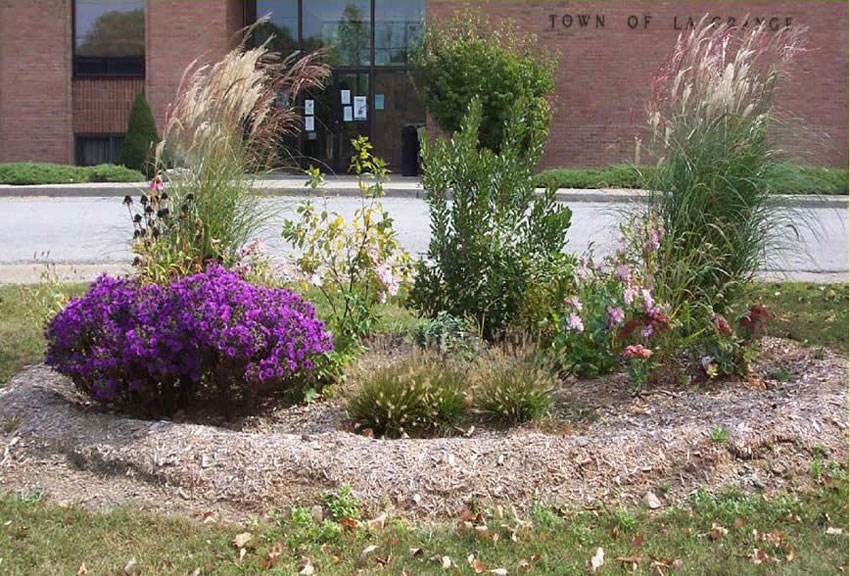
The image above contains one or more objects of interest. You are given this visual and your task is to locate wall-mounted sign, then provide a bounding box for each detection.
[304,99,314,115]
[375,94,385,110]
[353,96,367,120]
[546,13,794,31]
[304,116,315,132]
[341,90,351,105]
[343,106,353,122]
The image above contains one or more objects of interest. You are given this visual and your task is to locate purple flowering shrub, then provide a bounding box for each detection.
[45,266,333,415]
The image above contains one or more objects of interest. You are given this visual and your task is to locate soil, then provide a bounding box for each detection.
[0,338,846,524]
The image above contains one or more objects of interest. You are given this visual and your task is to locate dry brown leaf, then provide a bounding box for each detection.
[590,547,605,572]
[752,548,774,565]
[238,548,247,563]
[367,513,387,531]
[441,555,452,569]
[359,544,378,564]
[410,548,424,557]
[785,546,795,562]
[827,526,844,535]
[468,555,485,573]
[233,532,253,549]
[340,517,359,530]
[632,533,644,548]
[124,557,137,574]
[299,562,315,576]
[518,559,531,573]
[489,569,508,575]
[76,563,88,576]
[709,523,729,540]
[187,569,201,576]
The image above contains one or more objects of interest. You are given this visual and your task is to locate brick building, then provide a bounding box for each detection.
[0,0,846,171]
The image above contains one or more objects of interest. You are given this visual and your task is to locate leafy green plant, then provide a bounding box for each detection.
[710,426,730,444]
[411,98,572,340]
[286,506,343,545]
[644,19,805,324]
[119,92,160,177]
[346,353,467,438]
[413,311,480,356]
[473,347,554,424]
[412,8,557,153]
[282,138,414,355]
[322,485,360,522]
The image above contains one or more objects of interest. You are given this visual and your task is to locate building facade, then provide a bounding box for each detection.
[0,0,847,171]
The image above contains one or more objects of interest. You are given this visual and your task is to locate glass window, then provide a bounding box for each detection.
[75,135,124,166]
[303,0,371,66]
[254,0,299,57]
[75,0,145,76]
[374,0,424,65]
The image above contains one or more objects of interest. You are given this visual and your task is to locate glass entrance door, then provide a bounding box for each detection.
[300,70,370,173]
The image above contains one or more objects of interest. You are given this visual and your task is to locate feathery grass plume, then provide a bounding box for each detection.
[135,36,328,282]
[644,16,806,322]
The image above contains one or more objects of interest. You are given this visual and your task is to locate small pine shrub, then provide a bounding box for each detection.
[346,354,467,438]
[474,348,555,424]
[119,93,160,177]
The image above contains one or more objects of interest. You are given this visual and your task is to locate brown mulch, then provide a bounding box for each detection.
[0,338,845,523]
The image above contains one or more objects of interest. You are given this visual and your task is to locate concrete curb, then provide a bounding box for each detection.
[0,182,846,208]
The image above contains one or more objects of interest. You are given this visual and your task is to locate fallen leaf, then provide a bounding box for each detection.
[590,547,605,572]
[238,548,246,563]
[632,533,644,548]
[187,569,201,576]
[644,491,661,510]
[518,559,531,573]
[340,517,359,530]
[299,562,315,575]
[734,517,746,530]
[232,532,253,549]
[361,428,374,438]
[752,548,774,565]
[76,563,88,576]
[332,555,341,564]
[124,557,137,574]
[489,569,508,575]
[785,546,795,562]
[709,523,729,540]
[367,513,387,531]
[360,544,378,564]
[409,548,424,557]
[468,555,485,573]
[827,527,844,535]
[442,555,453,569]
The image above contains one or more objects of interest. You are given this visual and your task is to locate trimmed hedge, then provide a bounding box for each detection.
[119,93,160,177]
[534,163,848,195]
[0,163,146,185]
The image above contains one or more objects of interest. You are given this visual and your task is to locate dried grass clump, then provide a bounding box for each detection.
[473,346,555,424]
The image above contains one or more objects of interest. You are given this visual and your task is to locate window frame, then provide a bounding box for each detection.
[72,0,146,78]
[74,133,125,166]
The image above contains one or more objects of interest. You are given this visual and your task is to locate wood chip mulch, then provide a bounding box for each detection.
[0,338,845,523]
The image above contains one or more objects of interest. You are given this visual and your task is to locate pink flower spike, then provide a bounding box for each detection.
[607,306,625,327]
[567,312,585,333]
[641,288,654,312]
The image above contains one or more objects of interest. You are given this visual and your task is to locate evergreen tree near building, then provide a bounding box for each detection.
[120,93,160,177]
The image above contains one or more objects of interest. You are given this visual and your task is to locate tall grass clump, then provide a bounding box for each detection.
[131,39,328,282]
[644,18,805,322]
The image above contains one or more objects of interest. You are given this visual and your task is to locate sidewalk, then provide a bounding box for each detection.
[0,176,846,208]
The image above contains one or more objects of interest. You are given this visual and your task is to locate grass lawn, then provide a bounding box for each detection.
[534,164,849,195]
[0,469,846,575]
[0,163,145,185]
[751,283,849,350]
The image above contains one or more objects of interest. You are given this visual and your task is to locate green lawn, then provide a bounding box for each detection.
[534,164,849,195]
[0,163,145,185]
[750,283,849,350]
[1,468,846,575]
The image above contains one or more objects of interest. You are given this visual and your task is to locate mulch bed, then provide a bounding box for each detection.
[0,338,845,523]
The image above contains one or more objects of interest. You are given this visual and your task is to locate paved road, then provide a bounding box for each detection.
[0,196,845,283]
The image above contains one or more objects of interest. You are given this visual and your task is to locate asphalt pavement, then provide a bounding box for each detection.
[0,194,845,284]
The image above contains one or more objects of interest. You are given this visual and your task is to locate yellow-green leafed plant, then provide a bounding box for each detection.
[346,353,467,438]
[282,137,414,353]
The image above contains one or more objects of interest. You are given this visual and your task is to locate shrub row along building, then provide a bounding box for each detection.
[0,0,846,172]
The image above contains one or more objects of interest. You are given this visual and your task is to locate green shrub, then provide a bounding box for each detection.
[473,348,554,424]
[412,8,557,153]
[322,485,360,522]
[0,163,144,185]
[644,20,804,324]
[411,98,572,340]
[346,354,467,438]
[119,93,160,177]
[766,164,848,195]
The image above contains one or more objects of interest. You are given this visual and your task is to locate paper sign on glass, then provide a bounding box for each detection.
[375,94,385,110]
[304,99,314,115]
[353,96,367,120]
[341,90,351,105]
[343,106,353,122]
[304,116,315,132]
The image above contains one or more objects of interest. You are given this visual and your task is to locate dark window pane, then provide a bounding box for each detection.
[75,0,144,58]
[375,0,424,65]
[254,0,299,57]
[303,1,371,66]
[76,135,123,166]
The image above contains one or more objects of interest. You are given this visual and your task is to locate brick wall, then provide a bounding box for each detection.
[0,0,73,164]
[428,0,849,168]
[146,0,243,130]
[73,78,145,134]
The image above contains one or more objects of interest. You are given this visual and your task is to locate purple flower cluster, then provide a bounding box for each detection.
[45,266,333,414]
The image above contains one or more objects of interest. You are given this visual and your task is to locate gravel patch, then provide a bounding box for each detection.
[0,338,845,522]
